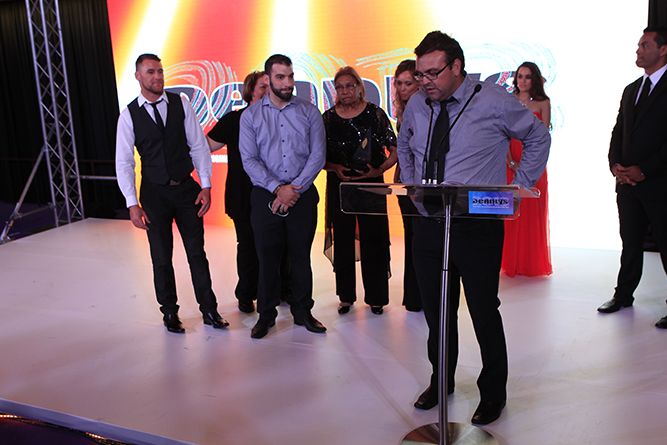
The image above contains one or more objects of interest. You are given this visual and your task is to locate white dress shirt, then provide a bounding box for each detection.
[636,62,667,103]
[115,92,212,208]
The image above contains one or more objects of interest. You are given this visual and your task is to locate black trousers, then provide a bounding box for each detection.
[412,217,507,403]
[232,216,292,304]
[614,192,667,302]
[250,186,318,321]
[232,217,259,304]
[331,210,390,307]
[140,178,217,315]
[327,173,389,306]
[398,195,421,310]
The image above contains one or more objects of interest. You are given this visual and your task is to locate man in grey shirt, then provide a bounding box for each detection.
[239,54,327,339]
[397,31,550,424]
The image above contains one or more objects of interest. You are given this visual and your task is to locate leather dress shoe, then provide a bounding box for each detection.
[338,303,352,314]
[251,318,275,339]
[414,386,438,410]
[656,315,667,329]
[238,300,255,313]
[413,385,454,410]
[163,313,185,333]
[598,298,633,313]
[371,306,384,315]
[471,400,506,425]
[202,311,229,329]
[294,315,326,333]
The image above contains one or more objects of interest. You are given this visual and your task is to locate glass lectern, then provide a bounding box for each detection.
[340,182,540,445]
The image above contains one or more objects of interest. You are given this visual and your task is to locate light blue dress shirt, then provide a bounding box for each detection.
[397,75,550,190]
[239,94,326,194]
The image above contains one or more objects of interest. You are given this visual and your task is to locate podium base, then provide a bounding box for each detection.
[401,422,499,445]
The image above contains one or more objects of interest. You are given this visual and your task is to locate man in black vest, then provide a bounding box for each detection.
[116,53,228,333]
[599,27,667,329]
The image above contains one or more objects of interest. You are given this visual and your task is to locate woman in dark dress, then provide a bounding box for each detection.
[323,66,397,315]
[392,60,422,312]
[207,71,291,313]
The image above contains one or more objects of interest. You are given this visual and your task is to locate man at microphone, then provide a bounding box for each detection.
[397,31,550,425]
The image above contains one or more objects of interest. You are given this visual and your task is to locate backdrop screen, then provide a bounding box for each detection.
[107,0,647,249]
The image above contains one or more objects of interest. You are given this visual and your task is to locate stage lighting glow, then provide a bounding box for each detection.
[107,0,648,250]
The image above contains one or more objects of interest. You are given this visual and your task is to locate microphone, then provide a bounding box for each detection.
[424,84,483,184]
[421,98,435,184]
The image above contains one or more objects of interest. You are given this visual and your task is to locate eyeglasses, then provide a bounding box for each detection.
[268,201,289,217]
[334,83,358,92]
[414,60,453,81]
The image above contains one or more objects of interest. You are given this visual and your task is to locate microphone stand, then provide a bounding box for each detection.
[423,84,483,185]
[421,98,435,184]
[403,83,499,445]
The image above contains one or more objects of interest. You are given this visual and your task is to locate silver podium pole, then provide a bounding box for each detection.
[401,189,498,445]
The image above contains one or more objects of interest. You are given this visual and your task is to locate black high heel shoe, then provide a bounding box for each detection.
[338,303,352,314]
[371,306,384,315]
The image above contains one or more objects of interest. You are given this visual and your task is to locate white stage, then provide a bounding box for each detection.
[1,218,666,445]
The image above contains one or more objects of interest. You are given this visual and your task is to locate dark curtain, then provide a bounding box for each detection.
[649,0,667,26]
[0,0,123,218]
[59,0,124,216]
[0,0,49,204]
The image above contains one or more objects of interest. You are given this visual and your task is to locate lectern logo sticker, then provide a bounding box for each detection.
[468,191,513,215]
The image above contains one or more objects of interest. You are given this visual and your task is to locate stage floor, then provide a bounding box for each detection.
[1,218,666,445]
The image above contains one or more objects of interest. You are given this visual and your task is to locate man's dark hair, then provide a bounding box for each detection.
[264,54,292,76]
[644,26,667,47]
[414,31,465,73]
[135,53,161,71]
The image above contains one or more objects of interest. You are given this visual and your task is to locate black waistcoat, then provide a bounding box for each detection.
[128,92,194,184]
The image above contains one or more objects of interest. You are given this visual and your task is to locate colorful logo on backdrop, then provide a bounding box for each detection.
[163,43,556,161]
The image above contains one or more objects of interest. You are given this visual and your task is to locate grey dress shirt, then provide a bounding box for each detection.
[397,75,550,189]
[238,94,326,194]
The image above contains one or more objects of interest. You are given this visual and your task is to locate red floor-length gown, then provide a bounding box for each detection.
[502,112,552,277]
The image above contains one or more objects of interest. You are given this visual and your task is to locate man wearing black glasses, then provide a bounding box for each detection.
[397,32,550,425]
[239,54,327,339]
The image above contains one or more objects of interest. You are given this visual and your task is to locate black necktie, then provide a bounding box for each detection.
[426,99,454,183]
[634,77,651,122]
[150,99,165,132]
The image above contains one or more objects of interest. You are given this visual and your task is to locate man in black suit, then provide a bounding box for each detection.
[599,26,667,329]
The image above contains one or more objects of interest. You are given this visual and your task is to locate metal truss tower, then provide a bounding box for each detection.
[25,0,83,226]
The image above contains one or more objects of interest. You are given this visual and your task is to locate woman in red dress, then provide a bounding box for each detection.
[503,62,552,277]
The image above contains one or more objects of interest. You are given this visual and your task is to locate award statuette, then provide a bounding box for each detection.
[344,128,372,176]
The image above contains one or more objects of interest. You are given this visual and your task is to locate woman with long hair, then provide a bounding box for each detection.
[503,61,552,277]
[393,60,420,128]
[392,60,422,311]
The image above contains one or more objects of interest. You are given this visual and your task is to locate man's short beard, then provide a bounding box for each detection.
[143,81,164,96]
[270,81,293,101]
